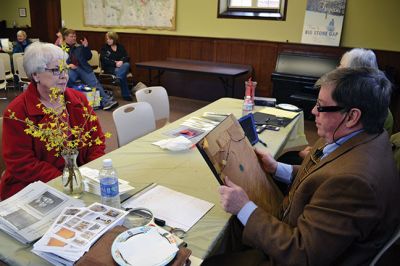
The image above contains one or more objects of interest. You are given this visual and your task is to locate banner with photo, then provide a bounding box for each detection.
[301,0,347,46]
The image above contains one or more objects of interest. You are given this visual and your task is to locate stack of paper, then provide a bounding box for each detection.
[180,116,220,132]
[122,185,214,232]
[32,203,128,266]
[80,167,134,196]
[0,181,84,244]
[202,112,230,122]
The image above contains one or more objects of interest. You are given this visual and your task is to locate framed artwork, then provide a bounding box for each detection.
[19,8,26,17]
[301,0,347,47]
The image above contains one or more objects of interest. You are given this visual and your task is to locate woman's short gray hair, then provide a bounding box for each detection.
[17,30,27,38]
[23,42,68,78]
[341,48,378,69]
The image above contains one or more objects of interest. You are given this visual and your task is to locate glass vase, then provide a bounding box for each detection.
[62,150,83,198]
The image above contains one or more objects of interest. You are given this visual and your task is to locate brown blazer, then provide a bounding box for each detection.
[243,131,400,266]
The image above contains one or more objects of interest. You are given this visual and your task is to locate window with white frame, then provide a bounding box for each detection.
[218,0,287,20]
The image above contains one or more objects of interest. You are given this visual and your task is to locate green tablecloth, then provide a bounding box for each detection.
[0,98,306,265]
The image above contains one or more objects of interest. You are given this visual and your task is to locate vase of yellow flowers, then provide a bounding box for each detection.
[61,149,83,198]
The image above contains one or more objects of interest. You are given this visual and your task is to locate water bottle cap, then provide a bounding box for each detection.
[103,158,113,167]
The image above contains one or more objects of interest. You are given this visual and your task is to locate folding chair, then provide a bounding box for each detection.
[0,63,7,99]
[88,50,101,75]
[12,52,24,75]
[0,53,14,89]
[135,86,169,127]
[15,56,30,90]
[112,102,156,147]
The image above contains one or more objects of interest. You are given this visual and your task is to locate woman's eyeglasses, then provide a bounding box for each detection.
[315,101,345,113]
[44,68,68,76]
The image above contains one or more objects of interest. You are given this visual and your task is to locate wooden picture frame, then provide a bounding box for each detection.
[19,8,26,17]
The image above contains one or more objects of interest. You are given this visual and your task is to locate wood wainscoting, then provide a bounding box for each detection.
[76,31,400,131]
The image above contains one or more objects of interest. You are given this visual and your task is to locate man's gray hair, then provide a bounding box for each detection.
[341,48,378,69]
[23,42,68,78]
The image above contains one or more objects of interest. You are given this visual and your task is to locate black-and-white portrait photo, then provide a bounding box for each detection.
[27,191,64,215]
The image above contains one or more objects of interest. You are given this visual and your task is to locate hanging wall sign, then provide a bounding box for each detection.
[301,0,346,46]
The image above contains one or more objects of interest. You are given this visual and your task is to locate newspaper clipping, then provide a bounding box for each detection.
[0,181,84,244]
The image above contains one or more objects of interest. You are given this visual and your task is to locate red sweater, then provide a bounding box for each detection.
[0,83,106,199]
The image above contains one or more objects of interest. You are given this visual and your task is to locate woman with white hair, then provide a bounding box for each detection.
[339,48,379,69]
[12,30,32,53]
[338,48,393,135]
[0,42,106,200]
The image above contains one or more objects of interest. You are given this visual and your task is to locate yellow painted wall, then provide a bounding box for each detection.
[0,0,31,28]
[2,0,396,52]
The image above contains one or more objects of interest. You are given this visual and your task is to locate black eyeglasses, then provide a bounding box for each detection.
[315,101,346,113]
[44,68,67,76]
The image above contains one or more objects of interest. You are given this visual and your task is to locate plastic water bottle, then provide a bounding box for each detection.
[242,95,254,116]
[99,159,121,209]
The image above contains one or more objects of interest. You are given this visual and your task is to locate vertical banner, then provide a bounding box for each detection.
[301,0,346,46]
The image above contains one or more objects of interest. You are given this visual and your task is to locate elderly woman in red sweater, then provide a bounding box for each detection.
[0,42,106,200]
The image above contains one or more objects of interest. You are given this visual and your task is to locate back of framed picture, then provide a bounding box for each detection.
[197,114,283,214]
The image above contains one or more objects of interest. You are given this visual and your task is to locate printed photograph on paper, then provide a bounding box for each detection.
[27,191,64,215]
[55,227,76,239]
[3,208,39,230]
[47,237,67,247]
[89,204,107,213]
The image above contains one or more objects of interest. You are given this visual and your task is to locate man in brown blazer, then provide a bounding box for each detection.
[204,68,400,265]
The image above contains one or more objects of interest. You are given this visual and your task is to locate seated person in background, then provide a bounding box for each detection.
[340,48,393,135]
[339,48,378,68]
[203,68,400,266]
[54,27,66,46]
[280,47,393,164]
[0,42,106,200]
[63,29,118,110]
[100,31,133,101]
[12,30,32,53]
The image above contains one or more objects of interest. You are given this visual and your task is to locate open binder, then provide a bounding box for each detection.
[196,114,283,214]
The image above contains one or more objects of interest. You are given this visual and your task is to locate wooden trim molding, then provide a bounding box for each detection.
[76,31,400,132]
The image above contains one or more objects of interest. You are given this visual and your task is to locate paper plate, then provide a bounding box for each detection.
[277,103,300,111]
[111,226,178,266]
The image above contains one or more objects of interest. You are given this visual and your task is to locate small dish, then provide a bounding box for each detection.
[111,226,178,266]
[277,103,300,111]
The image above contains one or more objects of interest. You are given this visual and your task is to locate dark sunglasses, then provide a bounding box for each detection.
[315,101,346,113]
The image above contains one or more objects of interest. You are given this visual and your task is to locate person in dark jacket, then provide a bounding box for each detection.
[12,30,32,53]
[100,31,132,101]
[63,29,117,110]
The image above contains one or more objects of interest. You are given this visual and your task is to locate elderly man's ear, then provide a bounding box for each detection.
[345,108,362,128]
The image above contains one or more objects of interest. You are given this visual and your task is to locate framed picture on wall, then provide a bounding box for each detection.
[301,0,347,46]
[19,8,26,17]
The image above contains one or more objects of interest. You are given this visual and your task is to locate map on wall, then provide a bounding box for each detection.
[83,0,176,30]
